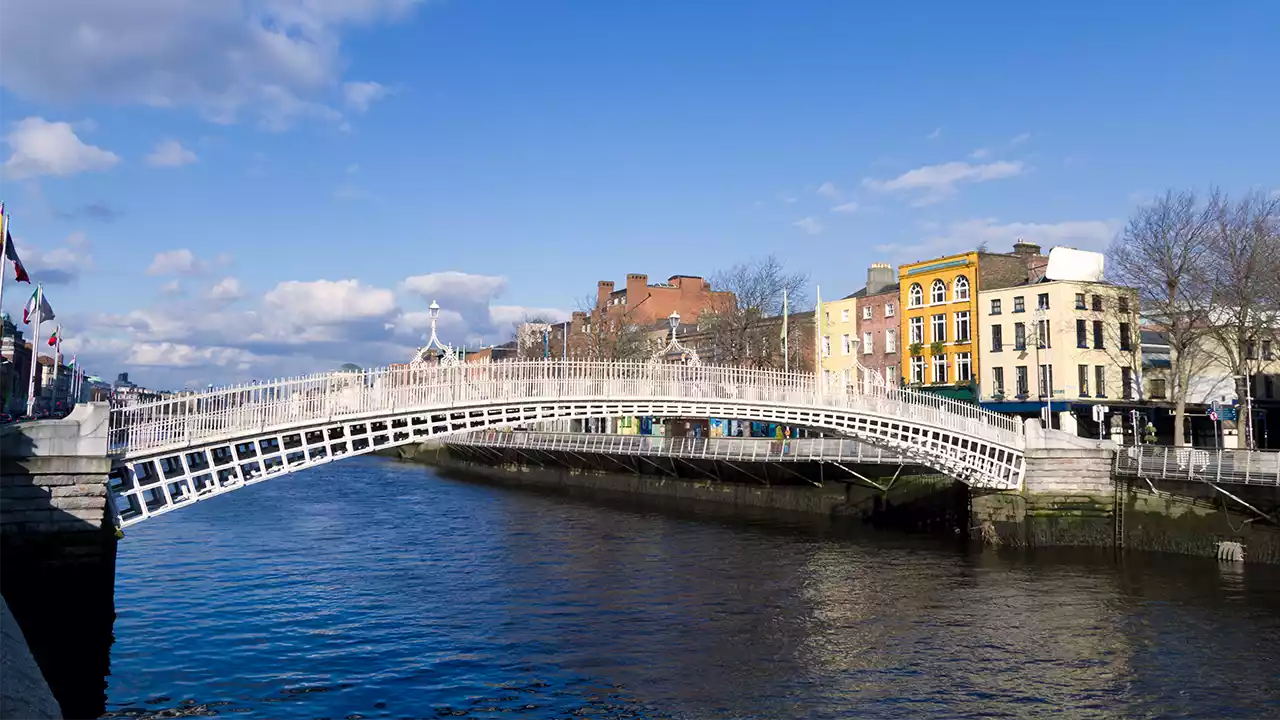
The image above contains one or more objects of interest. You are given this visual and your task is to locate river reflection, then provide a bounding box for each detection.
[107,457,1280,719]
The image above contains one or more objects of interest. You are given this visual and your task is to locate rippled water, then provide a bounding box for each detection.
[107,457,1280,719]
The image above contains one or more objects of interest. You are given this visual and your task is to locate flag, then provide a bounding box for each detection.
[69,355,76,368]
[4,229,29,283]
[48,325,60,346]
[22,286,54,324]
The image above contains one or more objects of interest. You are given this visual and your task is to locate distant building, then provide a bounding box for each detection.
[593,273,734,327]
[819,295,858,389]
[847,262,900,388]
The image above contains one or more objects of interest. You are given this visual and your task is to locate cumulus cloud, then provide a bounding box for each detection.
[402,271,509,301]
[145,248,204,276]
[830,201,860,214]
[208,277,244,301]
[146,139,198,167]
[343,81,391,112]
[263,279,397,325]
[926,127,941,140]
[6,231,94,284]
[862,160,1025,206]
[874,217,1122,259]
[816,181,841,201]
[1010,132,1032,146]
[3,117,120,180]
[792,217,823,235]
[0,0,424,129]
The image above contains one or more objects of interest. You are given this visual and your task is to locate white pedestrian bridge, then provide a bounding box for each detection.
[107,360,1026,526]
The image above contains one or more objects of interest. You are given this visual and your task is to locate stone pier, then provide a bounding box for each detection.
[1,404,117,719]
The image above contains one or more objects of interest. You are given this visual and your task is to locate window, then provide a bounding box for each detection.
[1122,367,1134,400]
[886,365,898,386]
[909,317,924,344]
[862,332,873,355]
[1092,320,1104,349]
[1265,340,1274,360]
[1014,322,1026,351]
[1078,365,1090,397]
[1016,366,1029,396]
[1036,319,1050,349]
[1148,377,1167,399]
[884,302,895,317]
[1095,366,1106,397]
[932,354,948,384]
[1265,376,1274,400]
[1013,296,1025,313]
[1245,341,1257,360]
[908,283,923,308]
[861,306,870,320]
[953,275,970,301]
[842,309,850,323]
[1075,293,1086,310]
[955,352,972,382]
[931,313,947,343]
[990,298,1002,315]
[910,356,925,384]
[1118,295,1130,313]
[1038,364,1054,398]
[842,368,851,386]
[1076,319,1088,348]
[930,279,946,304]
[822,335,831,356]
[1120,323,1132,351]
[885,329,897,353]
[1091,294,1103,311]
[842,333,853,355]
[825,312,831,325]
[1037,293,1050,310]
[993,367,1006,395]
[991,324,1003,352]
[955,311,971,343]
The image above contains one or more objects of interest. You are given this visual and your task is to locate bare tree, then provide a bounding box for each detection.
[573,295,652,361]
[511,312,555,360]
[1201,190,1280,446]
[698,255,810,369]
[1108,189,1216,445]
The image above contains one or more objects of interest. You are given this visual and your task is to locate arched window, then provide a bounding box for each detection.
[953,275,970,301]
[908,283,923,308]
[930,279,946,304]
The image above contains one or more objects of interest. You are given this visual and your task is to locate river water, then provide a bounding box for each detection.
[105,457,1280,719]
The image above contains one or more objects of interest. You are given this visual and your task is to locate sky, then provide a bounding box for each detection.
[1,0,1277,390]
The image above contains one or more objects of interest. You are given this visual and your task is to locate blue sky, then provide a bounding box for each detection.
[1,0,1277,389]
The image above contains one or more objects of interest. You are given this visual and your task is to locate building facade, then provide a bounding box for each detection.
[819,295,858,389]
[898,242,1046,400]
[977,280,1141,409]
[851,263,900,388]
[594,273,734,327]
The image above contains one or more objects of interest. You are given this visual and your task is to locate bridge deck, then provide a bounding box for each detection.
[450,431,915,465]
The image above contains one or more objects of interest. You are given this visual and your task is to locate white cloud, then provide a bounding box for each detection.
[208,277,244,301]
[0,0,425,129]
[8,231,95,284]
[3,116,120,180]
[830,201,860,214]
[127,342,260,368]
[816,181,841,201]
[969,147,991,159]
[145,249,204,276]
[343,81,390,112]
[862,160,1025,206]
[874,217,1122,259]
[926,127,941,140]
[792,217,823,235]
[160,280,183,296]
[402,271,508,301]
[1010,132,1032,146]
[778,192,797,204]
[263,279,397,325]
[146,139,198,167]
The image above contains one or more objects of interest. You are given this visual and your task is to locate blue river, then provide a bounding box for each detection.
[106,457,1280,719]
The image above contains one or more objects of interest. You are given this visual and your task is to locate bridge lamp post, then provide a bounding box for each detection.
[668,311,680,346]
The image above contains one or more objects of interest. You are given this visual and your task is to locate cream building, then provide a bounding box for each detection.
[820,295,859,389]
[977,280,1141,406]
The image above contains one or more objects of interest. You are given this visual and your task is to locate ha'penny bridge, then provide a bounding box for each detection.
[104,359,1029,526]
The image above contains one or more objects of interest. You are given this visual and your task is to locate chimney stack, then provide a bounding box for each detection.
[1012,239,1042,257]
[866,262,895,294]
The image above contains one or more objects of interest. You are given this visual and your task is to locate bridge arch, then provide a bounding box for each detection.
[108,361,1025,526]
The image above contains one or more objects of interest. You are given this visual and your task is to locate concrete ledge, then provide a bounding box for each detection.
[1,596,62,719]
[1,455,114,477]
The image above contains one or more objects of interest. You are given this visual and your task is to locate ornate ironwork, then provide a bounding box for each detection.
[649,311,700,366]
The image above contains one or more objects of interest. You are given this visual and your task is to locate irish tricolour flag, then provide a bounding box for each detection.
[22,287,54,324]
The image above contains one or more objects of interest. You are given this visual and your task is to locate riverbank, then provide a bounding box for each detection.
[386,441,1280,564]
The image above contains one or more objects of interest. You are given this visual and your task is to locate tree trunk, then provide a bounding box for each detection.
[1174,396,1187,447]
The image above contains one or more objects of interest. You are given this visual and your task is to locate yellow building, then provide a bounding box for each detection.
[898,242,1045,400]
[820,295,859,389]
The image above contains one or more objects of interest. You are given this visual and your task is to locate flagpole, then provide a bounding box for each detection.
[782,289,789,373]
[814,285,823,396]
[53,330,61,411]
[25,285,42,416]
[0,205,8,320]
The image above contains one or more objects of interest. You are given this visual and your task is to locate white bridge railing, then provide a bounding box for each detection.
[1115,445,1280,486]
[109,360,1024,459]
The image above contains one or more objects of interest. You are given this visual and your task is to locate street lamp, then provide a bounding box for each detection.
[668,311,680,344]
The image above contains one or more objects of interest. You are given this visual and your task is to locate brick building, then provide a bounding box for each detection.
[850,262,901,387]
[594,273,733,327]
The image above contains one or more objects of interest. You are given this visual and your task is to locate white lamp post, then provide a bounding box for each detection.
[668,311,680,344]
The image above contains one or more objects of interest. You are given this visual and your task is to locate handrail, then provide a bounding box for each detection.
[1114,445,1280,486]
[109,359,1025,457]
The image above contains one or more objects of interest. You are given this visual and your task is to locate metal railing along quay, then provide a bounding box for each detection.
[1114,445,1280,486]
